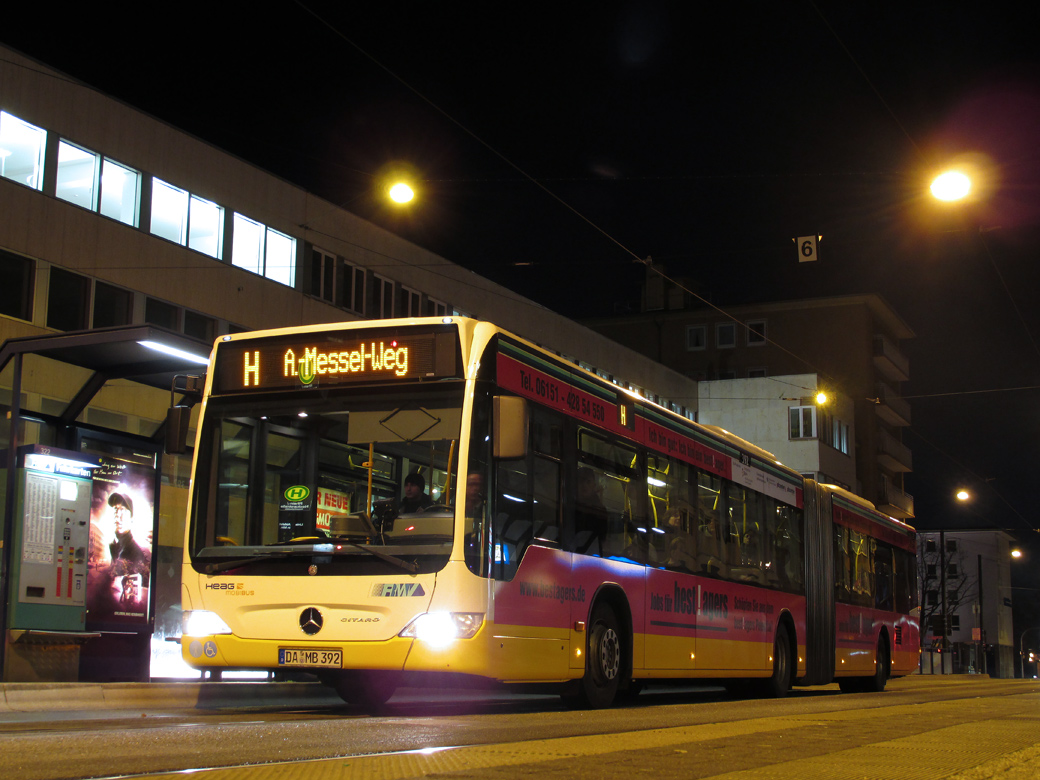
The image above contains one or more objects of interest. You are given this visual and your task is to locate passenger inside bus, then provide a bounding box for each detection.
[400,472,434,513]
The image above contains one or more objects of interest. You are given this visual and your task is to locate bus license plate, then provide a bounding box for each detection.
[278,648,342,668]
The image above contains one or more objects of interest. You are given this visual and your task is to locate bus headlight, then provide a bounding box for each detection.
[182,610,233,637]
[400,612,483,647]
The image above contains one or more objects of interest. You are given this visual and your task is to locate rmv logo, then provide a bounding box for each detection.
[371,583,426,597]
[284,485,310,502]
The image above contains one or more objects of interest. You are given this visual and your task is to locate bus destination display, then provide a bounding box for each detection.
[212,328,458,393]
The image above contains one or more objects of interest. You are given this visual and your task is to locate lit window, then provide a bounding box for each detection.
[0,111,46,190]
[789,406,816,439]
[151,179,223,258]
[232,213,296,286]
[56,141,98,209]
[831,420,849,454]
[151,179,189,244]
[188,195,223,258]
[57,142,142,228]
[716,322,736,349]
[99,159,141,226]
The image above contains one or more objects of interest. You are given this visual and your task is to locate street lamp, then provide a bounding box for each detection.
[931,170,972,202]
[388,182,415,204]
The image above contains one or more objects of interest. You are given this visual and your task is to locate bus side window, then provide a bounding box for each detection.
[875,544,894,611]
[834,526,852,602]
[696,471,724,577]
[492,460,531,580]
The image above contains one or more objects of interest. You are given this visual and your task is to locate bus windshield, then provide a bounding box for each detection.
[187,386,463,571]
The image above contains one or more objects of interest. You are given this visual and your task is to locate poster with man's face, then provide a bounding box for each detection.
[86,457,155,628]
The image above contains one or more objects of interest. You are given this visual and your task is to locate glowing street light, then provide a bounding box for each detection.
[930,170,972,202]
[956,489,971,502]
[388,182,415,204]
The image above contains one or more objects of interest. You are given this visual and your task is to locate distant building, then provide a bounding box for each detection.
[918,530,1015,678]
[586,266,915,519]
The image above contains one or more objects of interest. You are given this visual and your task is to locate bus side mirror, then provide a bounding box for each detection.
[493,396,529,459]
[165,406,192,455]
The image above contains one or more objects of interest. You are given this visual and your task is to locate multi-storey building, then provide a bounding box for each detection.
[586,268,915,520]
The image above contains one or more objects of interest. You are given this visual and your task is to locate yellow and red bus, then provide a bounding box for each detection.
[176,317,919,708]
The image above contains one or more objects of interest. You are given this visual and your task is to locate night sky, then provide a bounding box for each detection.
[5,3,1040,619]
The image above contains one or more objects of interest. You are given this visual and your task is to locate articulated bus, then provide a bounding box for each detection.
[175,318,919,708]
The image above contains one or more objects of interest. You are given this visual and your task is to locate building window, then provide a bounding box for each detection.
[47,268,90,331]
[830,419,849,454]
[926,590,938,607]
[401,286,421,317]
[789,405,816,439]
[100,159,142,226]
[309,248,365,313]
[746,319,767,346]
[0,111,46,191]
[925,563,937,578]
[686,325,706,351]
[0,249,34,322]
[426,298,448,317]
[184,310,216,343]
[926,539,937,553]
[55,141,142,227]
[151,179,223,258]
[717,369,737,380]
[92,282,132,328]
[311,248,336,303]
[946,539,958,553]
[948,564,959,577]
[145,297,180,331]
[372,275,394,318]
[950,615,960,631]
[748,367,767,378]
[231,213,296,286]
[716,322,736,349]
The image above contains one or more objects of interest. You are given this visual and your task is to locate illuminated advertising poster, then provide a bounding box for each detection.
[316,487,353,534]
[86,457,156,628]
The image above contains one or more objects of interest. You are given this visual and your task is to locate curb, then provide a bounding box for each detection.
[0,681,340,712]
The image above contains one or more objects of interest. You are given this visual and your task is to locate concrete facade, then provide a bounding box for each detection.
[696,373,858,490]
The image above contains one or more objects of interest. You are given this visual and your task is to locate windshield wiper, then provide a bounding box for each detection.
[203,550,290,574]
[327,537,420,574]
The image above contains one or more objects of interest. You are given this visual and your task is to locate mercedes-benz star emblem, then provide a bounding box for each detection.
[299,607,323,635]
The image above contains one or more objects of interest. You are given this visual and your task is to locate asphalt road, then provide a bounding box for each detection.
[2,676,1038,780]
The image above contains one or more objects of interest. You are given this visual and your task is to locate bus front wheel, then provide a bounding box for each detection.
[563,603,623,709]
[325,670,399,712]
[760,623,793,698]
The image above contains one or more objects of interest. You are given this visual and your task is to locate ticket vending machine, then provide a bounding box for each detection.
[3,445,100,681]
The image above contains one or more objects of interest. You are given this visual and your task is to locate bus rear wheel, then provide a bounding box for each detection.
[563,603,623,709]
[838,636,890,693]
